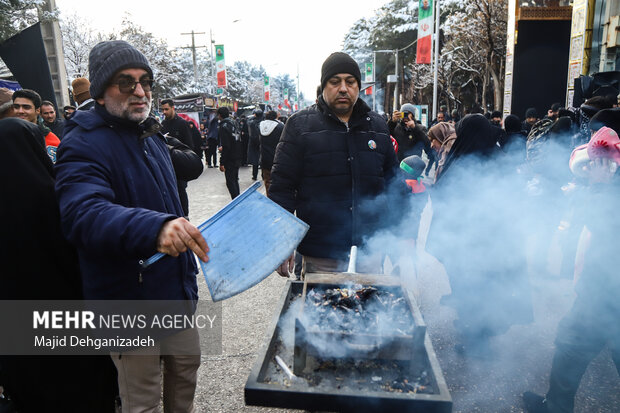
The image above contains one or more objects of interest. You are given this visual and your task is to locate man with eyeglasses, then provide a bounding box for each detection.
[12,89,61,162]
[55,40,209,413]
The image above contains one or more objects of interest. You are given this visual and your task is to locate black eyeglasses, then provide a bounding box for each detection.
[111,76,154,94]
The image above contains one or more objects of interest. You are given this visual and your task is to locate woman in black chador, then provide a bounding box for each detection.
[428,114,533,356]
[0,118,118,412]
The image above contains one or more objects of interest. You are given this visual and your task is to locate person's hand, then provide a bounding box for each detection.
[404,118,416,128]
[276,253,295,277]
[157,217,209,262]
[217,146,222,153]
[392,111,401,122]
[219,165,225,172]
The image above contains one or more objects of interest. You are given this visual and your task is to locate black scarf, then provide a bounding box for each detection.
[437,114,501,184]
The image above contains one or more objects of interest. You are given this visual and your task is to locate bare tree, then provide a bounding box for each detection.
[59,12,102,80]
[0,0,56,42]
[116,15,186,101]
[442,0,507,111]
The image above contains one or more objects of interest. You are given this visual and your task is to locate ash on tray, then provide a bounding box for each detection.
[278,357,433,395]
[303,284,414,335]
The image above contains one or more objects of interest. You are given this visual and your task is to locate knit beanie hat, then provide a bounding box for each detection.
[587,126,620,164]
[525,107,538,119]
[320,52,361,91]
[400,155,426,178]
[88,40,153,99]
[71,77,90,97]
[504,114,522,133]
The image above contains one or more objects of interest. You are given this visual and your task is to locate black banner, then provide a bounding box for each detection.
[173,96,204,112]
[0,23,56,107]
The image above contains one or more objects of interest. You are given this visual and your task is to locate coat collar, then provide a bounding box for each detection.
[317,95,371,127]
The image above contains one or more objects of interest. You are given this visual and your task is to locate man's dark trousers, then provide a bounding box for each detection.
[224,160,241,199]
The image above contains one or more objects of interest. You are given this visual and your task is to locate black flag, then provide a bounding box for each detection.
[0,22,57,107]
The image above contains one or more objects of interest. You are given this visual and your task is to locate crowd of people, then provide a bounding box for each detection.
[1,40,619,413]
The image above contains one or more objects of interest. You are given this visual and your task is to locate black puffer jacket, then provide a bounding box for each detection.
[219,117,243,165]
[269,96,398,260]
[247,114,263,165]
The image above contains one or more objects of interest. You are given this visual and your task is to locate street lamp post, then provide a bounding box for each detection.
[394,49,399,110]
[373,49,397,113]
[432,0,441,119]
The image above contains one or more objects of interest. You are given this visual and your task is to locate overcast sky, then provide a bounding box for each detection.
[54,0,390,100]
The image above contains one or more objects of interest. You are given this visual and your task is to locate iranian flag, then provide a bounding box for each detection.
[416,0,434,64]
[284,88,290,108]
[365,63,373,95]
[264,76,270,102]
[215,45,227,87]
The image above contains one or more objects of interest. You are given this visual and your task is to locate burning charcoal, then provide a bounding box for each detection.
[389,377,416,393]
[357,286,378,300]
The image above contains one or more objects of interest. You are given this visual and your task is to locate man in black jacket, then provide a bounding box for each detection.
[259,110,284,196]
[247,109,263,180]
[218,107,243,199]
[161,98,196,216]
[40,100,64,139]
[269,52,398,277]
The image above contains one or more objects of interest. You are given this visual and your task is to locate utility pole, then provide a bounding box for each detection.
[372,52,377,112]
[210,29,216,94]
[393,49,399,110]
[432,0,441,119]
[181,30,206,85]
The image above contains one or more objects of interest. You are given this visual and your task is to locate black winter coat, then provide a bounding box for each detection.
[219,117,243,165]
[247,114,263,165]
[269,97,398,260]
[162,114,194,150]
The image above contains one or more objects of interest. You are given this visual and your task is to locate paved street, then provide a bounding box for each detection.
[188,165,619,412]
